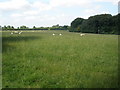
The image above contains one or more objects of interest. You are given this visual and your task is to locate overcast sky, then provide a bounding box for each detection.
[0,0,119,27]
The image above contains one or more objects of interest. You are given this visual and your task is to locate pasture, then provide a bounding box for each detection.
[2,30,118,88]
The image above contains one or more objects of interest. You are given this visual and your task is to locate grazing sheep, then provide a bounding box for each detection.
[11,31,22,34]
[14,31,19,33]
[53,33,55,35]
[11,32,13,34]
[59,34,62,36]
[19,32,22,34]
[80,34,85,36]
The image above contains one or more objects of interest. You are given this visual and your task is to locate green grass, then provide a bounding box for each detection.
[2,30,118,88]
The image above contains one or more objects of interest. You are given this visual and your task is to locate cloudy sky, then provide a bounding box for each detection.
[0,0,119,28]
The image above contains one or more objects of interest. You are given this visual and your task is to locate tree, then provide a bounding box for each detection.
[70,17,84,32]
[11,26,14,30]
[7,25,11,30]
[0,25,2,30]
[70,14,118,34]
[33,26,36,29]
[63,25,69,30]
[2,25,7,30]
[82,14,112,33]
[20,25,29,30]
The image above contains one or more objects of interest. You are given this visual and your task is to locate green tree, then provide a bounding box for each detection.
[20,25,29,30]
[63,25,69,30]
[2,25,7,30]
[7,25,11,30]
[70,14,118,34]
[70,17,84,32]
[11,26,14,30]
[33,26,36,29]
[81,14,113,34]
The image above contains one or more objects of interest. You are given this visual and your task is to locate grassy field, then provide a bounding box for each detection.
[2,30,118,88]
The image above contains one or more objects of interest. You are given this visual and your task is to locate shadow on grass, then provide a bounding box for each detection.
[2,36,40,42]
[2,36,40,53]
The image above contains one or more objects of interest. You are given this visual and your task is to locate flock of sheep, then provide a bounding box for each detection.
[52,33,62,36]
[11,31,22,34]
[10,31,85,36]
[52,33,85,36]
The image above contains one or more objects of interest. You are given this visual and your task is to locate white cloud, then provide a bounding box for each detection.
[49,0,119,8]
[0,0,118,12]
[0,0,52,12]
[23,10,39,16]
[24,16,36,20]
[0,0,30,11]
[0,0,118,27]
[85,5,101,14]
[9,13,74,27]
[32,1,52,11]
[11,13,23,17]
[95,0,119,5]
[82,5,111,19]
[50,0,92,7]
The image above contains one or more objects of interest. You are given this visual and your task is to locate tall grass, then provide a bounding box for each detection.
[2,30,118,88]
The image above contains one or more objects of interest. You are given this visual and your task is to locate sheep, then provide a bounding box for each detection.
[14,31,19,34]
[80,34,85,36]
[52,33,55,36]
[11,31,22,35]
[19,32,22,34]
[59,34,62,36]
[11,32,13,34]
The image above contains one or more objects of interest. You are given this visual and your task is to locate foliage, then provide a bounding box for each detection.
[1,25,69,31]
[70,14,119,34]
[2,25,14,30]
[20,25,29,30]
[70,18,84,32]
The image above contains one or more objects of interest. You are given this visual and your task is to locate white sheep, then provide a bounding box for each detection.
[59,34,62,36]
[80,34,85,36]
[11,31,22,34]
[53,33,55,35]
[11,32,13,34]
[14,31,19,33]
[19,32,22,34]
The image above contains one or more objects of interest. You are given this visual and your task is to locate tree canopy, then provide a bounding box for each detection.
[70,14,119,34]
[70,18,84,32]
[1,25,69,31]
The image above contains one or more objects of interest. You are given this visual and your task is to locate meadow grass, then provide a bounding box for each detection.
[2,30,118,88]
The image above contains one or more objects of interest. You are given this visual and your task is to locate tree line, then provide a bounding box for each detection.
[1,24,69,31]
[1,13,119,34]
[70,14,119,34]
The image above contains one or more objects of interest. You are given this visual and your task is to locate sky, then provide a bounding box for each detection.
[0,0,119,28]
